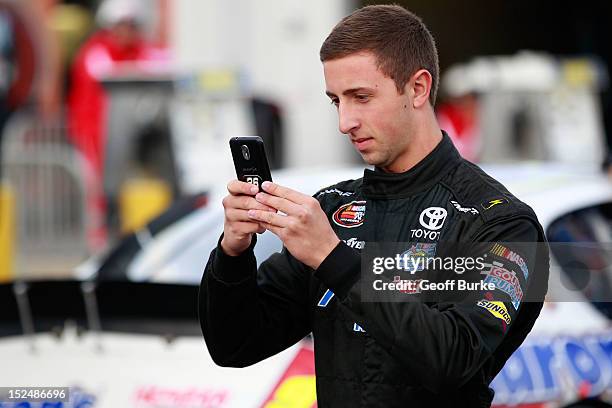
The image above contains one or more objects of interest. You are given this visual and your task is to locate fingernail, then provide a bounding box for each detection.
[262,181,271,189]
[247,210,256,218]
[250,185,258,194]
[255,193,262,202]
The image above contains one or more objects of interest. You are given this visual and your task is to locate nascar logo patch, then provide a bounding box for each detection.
[332,201,366,228]
[490,243,529,280]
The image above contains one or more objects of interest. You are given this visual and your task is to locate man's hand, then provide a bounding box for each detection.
[248,181,341,270]
[220,180,276,257]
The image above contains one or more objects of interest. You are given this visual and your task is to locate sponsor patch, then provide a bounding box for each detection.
[316,188,354,198]
[332,201,366,228]
[481,198,509,211]
[419,207,448,230]
[343,237,365,250]
[478,299,512,326]
[409,207,447,241]
[450,200,479,215]
[393,275,422,294]
[410,228,441,241]
[398,243,437,272]
[482,261,523,310]
[490,243,529,280]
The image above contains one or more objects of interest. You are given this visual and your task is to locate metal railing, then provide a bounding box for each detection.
[1,111,89,277]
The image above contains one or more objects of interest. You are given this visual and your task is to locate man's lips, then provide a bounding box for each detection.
[352,137,373,151]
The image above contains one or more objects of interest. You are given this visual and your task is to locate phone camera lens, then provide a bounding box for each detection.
[241,145,250,160]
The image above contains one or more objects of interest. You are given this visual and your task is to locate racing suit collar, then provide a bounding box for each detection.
[362,130,462,199]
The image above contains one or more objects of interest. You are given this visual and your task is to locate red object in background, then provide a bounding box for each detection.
[67,27,166,249]
[436,93,481,162]
[578,380,592,399]
[67,29,151,178]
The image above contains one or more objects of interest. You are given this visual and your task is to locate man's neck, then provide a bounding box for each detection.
[381,110,443,173]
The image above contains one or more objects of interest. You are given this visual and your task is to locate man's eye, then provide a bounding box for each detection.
[356,94,370,102]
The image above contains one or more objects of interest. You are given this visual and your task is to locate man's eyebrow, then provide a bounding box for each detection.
[325,87,375,98]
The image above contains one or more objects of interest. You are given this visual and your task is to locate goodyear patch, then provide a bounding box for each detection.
[343,237,365,250]
[332,201,366,228]
[490,243,529,280]
[482,261,523,310]
[477,299,512,325]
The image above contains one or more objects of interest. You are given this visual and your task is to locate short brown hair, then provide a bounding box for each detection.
[320,4,439,106]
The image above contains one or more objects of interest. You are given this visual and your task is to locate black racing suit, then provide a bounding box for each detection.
[199,133,549,407]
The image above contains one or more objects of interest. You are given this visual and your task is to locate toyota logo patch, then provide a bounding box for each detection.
[419,207,447,231]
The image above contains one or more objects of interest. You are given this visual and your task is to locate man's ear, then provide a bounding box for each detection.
[408,69,432,108]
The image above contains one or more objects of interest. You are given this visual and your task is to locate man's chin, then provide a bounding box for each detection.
[359,152,383,167]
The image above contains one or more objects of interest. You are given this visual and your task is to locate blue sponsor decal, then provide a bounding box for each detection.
[491,332,612,406]
[317,289,335,307]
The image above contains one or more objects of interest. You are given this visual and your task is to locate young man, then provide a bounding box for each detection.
[199,5,548,407]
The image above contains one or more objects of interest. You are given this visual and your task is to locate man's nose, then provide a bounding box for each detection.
[338,104,360,134]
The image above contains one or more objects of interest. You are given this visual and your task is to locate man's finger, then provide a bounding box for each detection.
[260,221,282,237]
[226,208,263,223]
[255,192,301,215]
[261,181,310,204]
[247,209,290,228]
[223,195,277,212]
[228,179,259,196]
[227,220,266,236]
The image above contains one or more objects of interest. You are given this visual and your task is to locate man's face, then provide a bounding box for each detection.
[323,52,415,172]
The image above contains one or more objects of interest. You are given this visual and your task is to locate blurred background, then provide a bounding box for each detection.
[1,0,612,407]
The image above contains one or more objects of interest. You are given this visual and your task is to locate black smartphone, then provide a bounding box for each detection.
[229,136,273,192]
